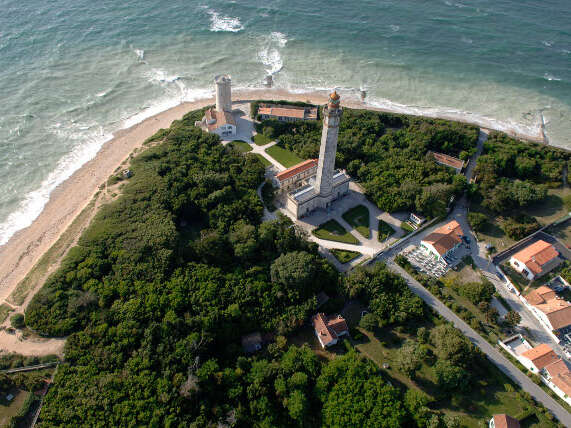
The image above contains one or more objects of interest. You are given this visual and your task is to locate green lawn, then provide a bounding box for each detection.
[254,133,272,146]
[312,220,360,245]
[0,390,31,427]
[228,140,252,153]
[265,145,304,168]
[354,324,551,428]
[378,219,396,242]
[400,221,414,236]
[330,249,361,264]
[251,153,272,167]
[549,221,571,248]
[342,205,370,238]
[523,187,571,226]
[471,187,571,253]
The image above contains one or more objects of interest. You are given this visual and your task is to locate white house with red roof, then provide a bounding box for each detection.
[420,220,464,263]
[274,159,318,190]
[312,313,349,348]
[523,285,571,340]
[196,75,237,138]
[509,240,561,281]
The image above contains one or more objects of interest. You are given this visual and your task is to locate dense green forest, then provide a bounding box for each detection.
[22,107,559,426]
[256,108,478,218]
[473,132,569,211]
[23,108,427,427]
[470,132,570,239]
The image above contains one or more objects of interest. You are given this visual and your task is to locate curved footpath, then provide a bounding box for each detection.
[387,260,571,426]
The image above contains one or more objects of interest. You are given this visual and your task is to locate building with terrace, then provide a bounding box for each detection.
[420,220,464,263]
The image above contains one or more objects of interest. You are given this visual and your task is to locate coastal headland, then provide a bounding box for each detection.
[0,88,547,338]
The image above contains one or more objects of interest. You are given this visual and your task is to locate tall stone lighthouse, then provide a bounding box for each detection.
[314,91,342,197]
[215,74,232,113]
[285,90,350,219]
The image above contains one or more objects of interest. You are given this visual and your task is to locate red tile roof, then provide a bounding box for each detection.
[524,285,571,330]
[205,108,235,131]
[422,220,464,256]
[525,285,557,305]
[276,159,318,182]
[258,104,318,120]
[545,359,571,396]
[492,414,520,428]
[431,151,465,170]
[512,240,559,275]
[312,313,349,347]
[520,343,560,370]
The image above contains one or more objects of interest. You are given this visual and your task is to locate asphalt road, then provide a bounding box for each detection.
[387,260,571,426]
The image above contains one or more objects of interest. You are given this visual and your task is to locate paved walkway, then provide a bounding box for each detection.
[388,259,571,426]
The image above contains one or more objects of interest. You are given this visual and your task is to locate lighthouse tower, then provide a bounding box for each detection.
[314,91,342,197]
[215,74,232,113]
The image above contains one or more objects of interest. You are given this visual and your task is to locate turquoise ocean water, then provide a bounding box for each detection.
[0,0,569,244]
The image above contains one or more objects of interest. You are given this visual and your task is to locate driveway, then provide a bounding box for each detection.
[388,260,571,426]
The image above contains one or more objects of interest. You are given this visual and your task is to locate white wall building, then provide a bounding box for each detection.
[509,240,561,281]
[420,220,464,263]
[196,74,236,138]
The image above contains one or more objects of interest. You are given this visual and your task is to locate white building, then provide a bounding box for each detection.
[274,159,318,191]
[420,220,464,263]
[499,337,571,406]
[523,285,571,340]
[311,313,349,348]
[509,240,561,281]
[196,75,236,138]
[285,91,350,219]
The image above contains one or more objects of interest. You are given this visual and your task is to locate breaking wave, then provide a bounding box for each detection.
[207,9,244,32]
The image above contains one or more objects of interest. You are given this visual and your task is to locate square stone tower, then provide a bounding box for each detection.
[215,74,232,113]
[314,91,342,197]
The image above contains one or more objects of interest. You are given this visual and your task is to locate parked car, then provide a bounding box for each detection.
[496,272,505,281]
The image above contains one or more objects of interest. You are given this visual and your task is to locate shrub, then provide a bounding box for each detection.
[10,313,25,329]
[359,313,378,332]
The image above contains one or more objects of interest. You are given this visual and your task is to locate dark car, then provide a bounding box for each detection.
[496,272,505,281]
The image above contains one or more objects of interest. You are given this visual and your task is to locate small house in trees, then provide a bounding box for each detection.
[488,414,520,428]
[312,313,349,348]
[429,151,465,173]
[241,332,263,354]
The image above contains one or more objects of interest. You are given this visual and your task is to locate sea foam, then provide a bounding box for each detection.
[0,124,112,245]
[207,9,244,32]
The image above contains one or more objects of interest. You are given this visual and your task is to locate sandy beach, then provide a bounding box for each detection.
[0,88,546,319]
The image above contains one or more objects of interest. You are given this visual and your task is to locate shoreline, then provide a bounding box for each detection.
[0,88,552,310]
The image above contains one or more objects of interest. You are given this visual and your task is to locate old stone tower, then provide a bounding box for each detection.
[314,91,342,197]
[215,74,232,113]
